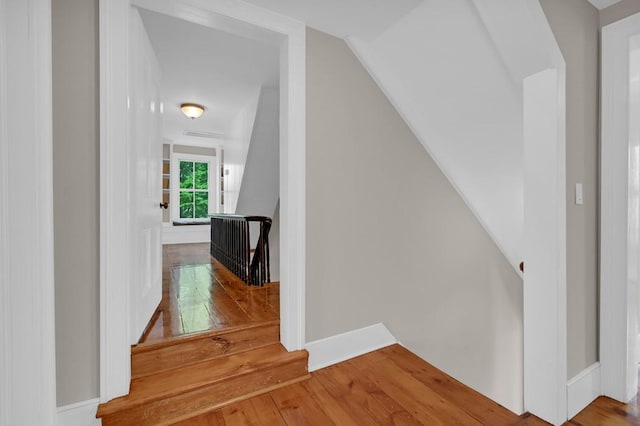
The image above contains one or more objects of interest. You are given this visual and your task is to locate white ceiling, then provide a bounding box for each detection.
[139,9,280,144]
[587,0,623,10]
[242,0,422,41]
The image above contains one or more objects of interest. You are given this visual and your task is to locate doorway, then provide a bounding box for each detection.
[99,0,306,402]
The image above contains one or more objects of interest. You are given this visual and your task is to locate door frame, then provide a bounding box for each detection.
[99,0,306,402]
[600,11,640,404]
[0,0,57,423]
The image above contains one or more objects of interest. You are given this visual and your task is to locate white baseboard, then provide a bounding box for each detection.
[57,398,101,426]
[567,362,601,419]
[162,224,209,245]
[305,323,397,372]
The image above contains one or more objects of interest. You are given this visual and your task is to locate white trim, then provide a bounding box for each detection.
[56,399,102,426]
[99,0,132,402]
[305,324,397,372]
[162,224,210,245]
[100,0,306,401]
[1,0,57,424]
[567,363,602,419]
[522,68,568,426]
[0,2,9,423]
[170,153,218,221]
[600,12,640,404]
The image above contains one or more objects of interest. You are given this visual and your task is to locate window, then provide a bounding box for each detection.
[179,160,209,218]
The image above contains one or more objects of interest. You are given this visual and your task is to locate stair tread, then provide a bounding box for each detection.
[131,323,281,379]
[132,319,280,354]
[99,343,307,415]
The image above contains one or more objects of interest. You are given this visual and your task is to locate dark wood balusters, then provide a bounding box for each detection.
[210,214,272,286]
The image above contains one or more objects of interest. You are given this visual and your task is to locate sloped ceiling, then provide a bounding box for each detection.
[139,9,279,143]
[242,0,422,40]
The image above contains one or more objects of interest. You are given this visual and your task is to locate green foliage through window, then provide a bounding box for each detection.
[179,160,209,218]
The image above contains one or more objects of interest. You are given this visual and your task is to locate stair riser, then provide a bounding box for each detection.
[101,358,309,426]
[132,324,280,379]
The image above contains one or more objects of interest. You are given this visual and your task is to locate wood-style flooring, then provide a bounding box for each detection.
[134,244,640,425]
[568,375,640,425]
[178,344,547,426]
[140,243,278,344]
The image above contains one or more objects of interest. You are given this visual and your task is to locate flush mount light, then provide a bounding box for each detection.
[180,103,205,119]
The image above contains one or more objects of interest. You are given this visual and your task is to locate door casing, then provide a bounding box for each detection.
[99,0,307,402]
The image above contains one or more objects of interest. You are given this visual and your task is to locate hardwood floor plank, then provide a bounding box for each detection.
[172,409,226,426]
[315,362,422,426]
[300,371,380,425]
[270,382,337,426]
[378,345,520,425]
[218,398,269,426]
[346,350,483,425]
[215,395,288,426]
[211,259,279,322]
[140,244,278,344]
[568,396,639,425]
[248,395,288,426]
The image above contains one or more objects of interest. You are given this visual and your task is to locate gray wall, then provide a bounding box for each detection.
[600,0,640,28]
[52,0,100,406]
[539,0,600,379]
[305,28,525,413]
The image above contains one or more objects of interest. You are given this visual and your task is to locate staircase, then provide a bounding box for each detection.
[97,321,309,425]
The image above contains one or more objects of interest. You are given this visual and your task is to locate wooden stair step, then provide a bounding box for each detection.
[97,344,309,426]
[131,320,280,379]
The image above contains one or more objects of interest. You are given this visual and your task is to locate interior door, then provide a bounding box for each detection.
[129,7,163,343]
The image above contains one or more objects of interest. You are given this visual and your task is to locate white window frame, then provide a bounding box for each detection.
[171,152,220,221]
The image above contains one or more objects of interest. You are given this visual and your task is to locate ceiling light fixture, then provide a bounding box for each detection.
[180,103,205,119]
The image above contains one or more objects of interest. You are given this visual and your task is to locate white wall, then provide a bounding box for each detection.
[235,86,280,261]
[236,86,280,218]
[223,88,260,213]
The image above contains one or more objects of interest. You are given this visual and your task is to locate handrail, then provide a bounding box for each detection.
[209,214,272,286]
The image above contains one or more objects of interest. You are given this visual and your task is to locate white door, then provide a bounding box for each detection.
[129,7,163,343]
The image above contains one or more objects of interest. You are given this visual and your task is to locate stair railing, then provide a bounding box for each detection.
[209,214,272,286]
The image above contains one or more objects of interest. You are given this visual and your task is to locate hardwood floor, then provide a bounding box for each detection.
[568,371,640,425]
[129,244,640,425]
[178,344,548,426]
[139,243,279,344]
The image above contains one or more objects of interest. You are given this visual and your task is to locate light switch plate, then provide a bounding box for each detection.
[575,183,583,205]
